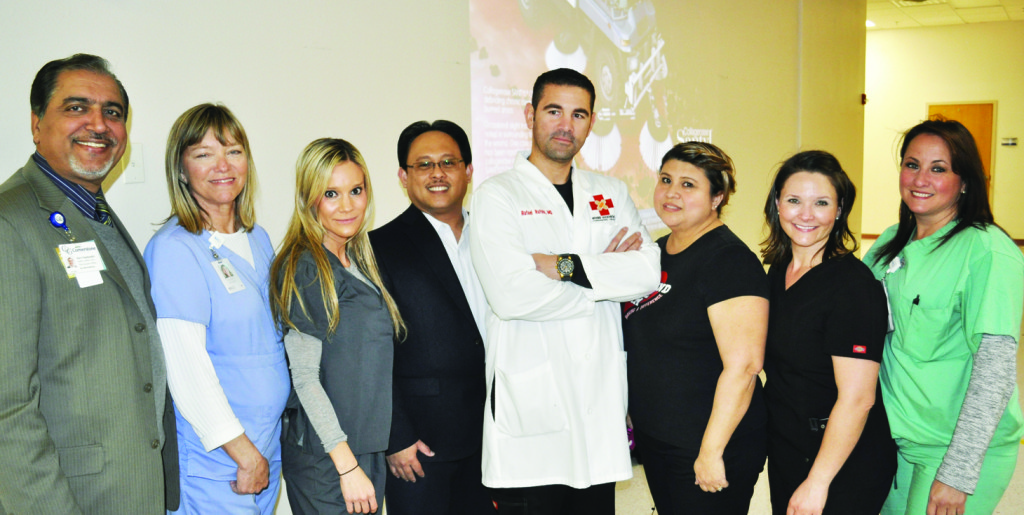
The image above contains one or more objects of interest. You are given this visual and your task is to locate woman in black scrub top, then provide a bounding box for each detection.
[623,142,768,515]
[760,151,896,515]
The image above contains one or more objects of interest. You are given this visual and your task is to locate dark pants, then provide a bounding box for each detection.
[385,449,495,515]
[633,428,765,515]
[281,438,386,515]
[488,482,614,515]
[767,429,896,515]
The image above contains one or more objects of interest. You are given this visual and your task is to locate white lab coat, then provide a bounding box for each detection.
[469,152,660,488]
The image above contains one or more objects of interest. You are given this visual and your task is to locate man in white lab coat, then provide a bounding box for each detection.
[469,68,660,514]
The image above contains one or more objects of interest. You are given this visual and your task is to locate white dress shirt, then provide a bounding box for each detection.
[422,209,488,341]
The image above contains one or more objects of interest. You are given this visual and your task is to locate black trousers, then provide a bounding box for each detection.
[633,428,766,515]
[767,428,896,515]
[489,482,614,515]
[385,448,495,515]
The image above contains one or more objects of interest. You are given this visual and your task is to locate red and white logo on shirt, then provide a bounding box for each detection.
[852,345,867,354]
[623,271,671,319]
[589,195,616,222]
[589,195,614,216]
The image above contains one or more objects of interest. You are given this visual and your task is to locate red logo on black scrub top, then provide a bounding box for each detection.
[589,195,614,216]
[853,345,867,354]
[623,271,670,319]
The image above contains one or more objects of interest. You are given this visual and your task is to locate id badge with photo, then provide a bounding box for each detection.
[56,241,106,288]
[212,258,245,293]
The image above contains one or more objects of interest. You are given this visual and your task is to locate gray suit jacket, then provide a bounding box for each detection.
[0,158,178,514]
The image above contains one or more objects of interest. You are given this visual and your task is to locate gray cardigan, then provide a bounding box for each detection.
[282,249,393,456]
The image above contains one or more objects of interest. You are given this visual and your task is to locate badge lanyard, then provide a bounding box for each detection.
[209,233,246,294]
[51,211,105,287]
[49,211,75,242]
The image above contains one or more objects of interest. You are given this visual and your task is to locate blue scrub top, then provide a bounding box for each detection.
[145,218,290,481]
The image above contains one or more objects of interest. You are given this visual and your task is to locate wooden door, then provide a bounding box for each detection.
[928,103,995,195]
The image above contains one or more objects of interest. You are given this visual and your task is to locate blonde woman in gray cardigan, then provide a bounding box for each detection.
[271,138,404,514]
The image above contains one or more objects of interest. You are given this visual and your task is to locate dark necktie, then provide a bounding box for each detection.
[94,191,113,226]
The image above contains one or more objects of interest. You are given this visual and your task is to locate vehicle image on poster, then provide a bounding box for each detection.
[519,0,672,171]
[522,0,669,116]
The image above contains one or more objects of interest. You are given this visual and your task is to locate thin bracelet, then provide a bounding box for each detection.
[339,464,359,476]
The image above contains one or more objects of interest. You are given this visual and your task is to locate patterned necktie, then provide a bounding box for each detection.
[94,191,113,226]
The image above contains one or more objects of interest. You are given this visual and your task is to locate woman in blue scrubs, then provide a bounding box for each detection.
[145,104,290,513]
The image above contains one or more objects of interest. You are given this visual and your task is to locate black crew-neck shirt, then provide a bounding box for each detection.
[622,225,768,450]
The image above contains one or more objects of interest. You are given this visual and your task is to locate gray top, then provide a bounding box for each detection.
[285,329,347,451]
[283,249,393,455]
[286,263,378,451]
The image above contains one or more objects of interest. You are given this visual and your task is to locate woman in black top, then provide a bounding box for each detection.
[760,151,896,515]
[622,142,768,515]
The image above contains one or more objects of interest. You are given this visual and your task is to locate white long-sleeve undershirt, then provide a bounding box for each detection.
[156,229,255,452]
[158,318,245,451]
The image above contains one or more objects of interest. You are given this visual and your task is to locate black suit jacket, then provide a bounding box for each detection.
[369,205,486,462]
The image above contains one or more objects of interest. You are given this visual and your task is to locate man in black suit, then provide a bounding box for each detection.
[369,120,494,514]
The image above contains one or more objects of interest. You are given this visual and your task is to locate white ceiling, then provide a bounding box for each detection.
[867,0,1024,29]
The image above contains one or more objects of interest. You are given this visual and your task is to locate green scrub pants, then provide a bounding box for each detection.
[881,441,1018,515]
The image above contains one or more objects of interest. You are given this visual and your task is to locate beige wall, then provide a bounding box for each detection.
[642,1,867,249]
[0,0,474,246]
[1,1,867,256]
[863,20,1024,239]
[644,0,800,246]
[800,0,868,238]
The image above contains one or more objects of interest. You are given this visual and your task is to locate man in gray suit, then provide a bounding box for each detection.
[0,54,178,514]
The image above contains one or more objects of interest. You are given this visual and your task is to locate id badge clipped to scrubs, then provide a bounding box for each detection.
[208,232,245,294]
[212,258,245,294]
[881,256,905,334]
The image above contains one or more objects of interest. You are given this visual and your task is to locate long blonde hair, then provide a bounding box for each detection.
[164,103,258,233]
[270,138,405,339]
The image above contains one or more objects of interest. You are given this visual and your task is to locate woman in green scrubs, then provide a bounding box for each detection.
[865,118,1023,515]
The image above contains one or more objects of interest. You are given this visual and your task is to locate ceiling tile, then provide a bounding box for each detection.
[868,1,1024,27]
[867,5,924,28]
[904,4,967,24]
[948,0,1000,7]
[956,6,1010,20]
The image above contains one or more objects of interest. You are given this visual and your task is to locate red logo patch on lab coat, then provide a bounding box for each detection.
[852,345,867,354]
[589,195,616,221]
[589,195,614,216]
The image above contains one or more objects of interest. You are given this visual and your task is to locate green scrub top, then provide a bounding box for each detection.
[865,222,1024,449]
